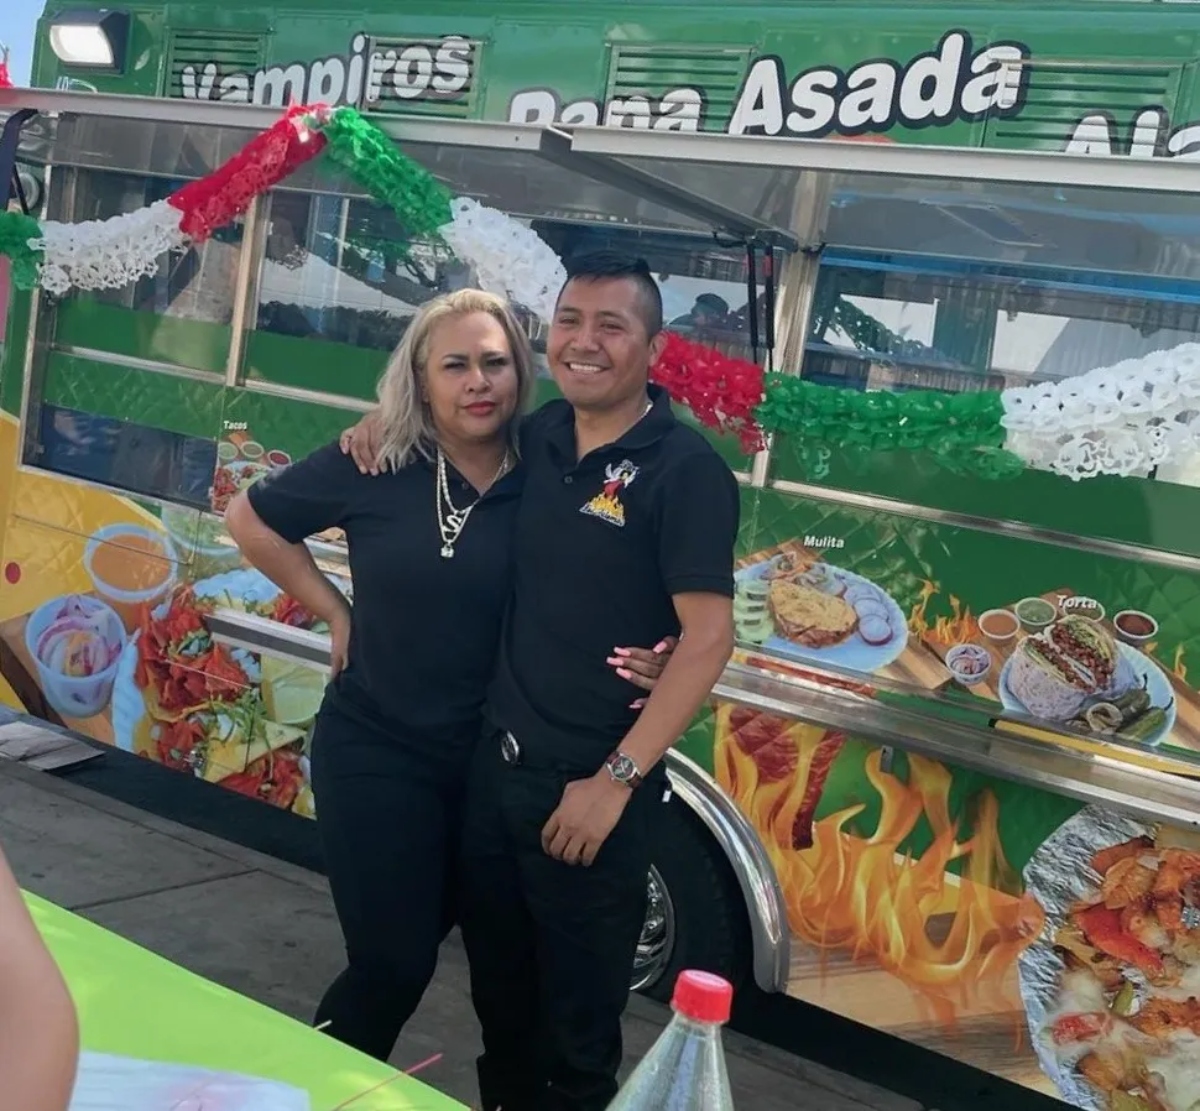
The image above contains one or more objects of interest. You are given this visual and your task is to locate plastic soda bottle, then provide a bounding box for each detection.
[607,970,735,1110]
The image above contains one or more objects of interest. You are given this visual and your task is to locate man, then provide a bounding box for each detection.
[461,251,736,1111]
[341,251,738,1110]
[670,291,730,334]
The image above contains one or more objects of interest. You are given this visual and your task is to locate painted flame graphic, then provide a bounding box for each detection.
[908,579,979,645]
[715,704,1045,1027]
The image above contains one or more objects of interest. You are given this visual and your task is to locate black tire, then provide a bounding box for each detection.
[636,794,753,1002]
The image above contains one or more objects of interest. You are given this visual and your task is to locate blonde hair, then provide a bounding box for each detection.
[375,289,535,472]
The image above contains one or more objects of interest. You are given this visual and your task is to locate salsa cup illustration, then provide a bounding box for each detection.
[83,522,178,633]
[24,594,127,718]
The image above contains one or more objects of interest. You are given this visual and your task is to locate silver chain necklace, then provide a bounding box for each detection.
[436,446,510,559]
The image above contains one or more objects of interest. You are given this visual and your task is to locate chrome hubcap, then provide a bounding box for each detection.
[631,865,675,992]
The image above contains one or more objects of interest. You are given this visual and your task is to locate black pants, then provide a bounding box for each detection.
[310,698,475,1061]
[458,733,659,1111]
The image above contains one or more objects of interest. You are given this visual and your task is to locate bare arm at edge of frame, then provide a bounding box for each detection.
[0,845,79,1111]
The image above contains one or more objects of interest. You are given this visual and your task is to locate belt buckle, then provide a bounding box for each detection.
[500,732,521,765]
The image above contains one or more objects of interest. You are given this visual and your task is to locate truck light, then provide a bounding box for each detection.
[47,10,130,71]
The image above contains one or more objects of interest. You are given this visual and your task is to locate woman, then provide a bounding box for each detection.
[225,290,672,1062]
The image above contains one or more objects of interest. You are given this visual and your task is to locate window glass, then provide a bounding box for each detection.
[69,171,243,327]
[254,192,466,350]
[35,405,217,509]
[530,221,769,368]
[803,252,1200,482]
[247,191,467,398]
[45,170,242,377]
[19,170,231,505]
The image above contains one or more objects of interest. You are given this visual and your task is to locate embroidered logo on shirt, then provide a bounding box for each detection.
[580,460,639,527]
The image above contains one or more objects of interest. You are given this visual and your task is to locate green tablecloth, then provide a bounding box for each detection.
[27,893,465,1111]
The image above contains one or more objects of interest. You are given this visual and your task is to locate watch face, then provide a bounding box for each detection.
[610,754,637,782]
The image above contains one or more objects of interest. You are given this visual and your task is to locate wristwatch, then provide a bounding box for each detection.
[605,751,644,790]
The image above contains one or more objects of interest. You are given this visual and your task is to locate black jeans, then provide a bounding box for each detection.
[310,697,475,1061]
[458,733,659,1111]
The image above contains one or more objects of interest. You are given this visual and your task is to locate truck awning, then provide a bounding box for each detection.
[565,125,1200,280]
[0,88,794,245]
[9,88,1199,274]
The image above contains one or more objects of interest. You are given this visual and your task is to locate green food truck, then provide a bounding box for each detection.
[7,2,1200,1109]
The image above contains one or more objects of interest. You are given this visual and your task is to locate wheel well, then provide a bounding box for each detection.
[664,749,790,993]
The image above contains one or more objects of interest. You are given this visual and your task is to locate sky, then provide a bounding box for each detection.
[5,0,41,85]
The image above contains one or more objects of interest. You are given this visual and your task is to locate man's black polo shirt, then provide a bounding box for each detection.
[487,383,739,772]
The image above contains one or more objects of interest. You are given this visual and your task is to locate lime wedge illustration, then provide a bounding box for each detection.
[261,656,326,725]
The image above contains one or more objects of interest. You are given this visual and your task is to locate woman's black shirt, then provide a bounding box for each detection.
[247,442,524,736]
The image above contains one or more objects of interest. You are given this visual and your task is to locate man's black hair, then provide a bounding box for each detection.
[695,293,729,315]
[559,249,664,337]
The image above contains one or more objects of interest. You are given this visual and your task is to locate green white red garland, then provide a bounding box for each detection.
[0,95,1195,482]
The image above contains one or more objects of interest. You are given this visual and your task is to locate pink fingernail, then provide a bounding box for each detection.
[613,647,631,657]
[653,641,668,653]
[606,656,621,666]
[616,667,633,680]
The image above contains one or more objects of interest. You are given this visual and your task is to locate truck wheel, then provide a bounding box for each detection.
[632,795,753,1001]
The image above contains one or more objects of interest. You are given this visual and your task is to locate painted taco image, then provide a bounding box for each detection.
[1008,616,1128,721]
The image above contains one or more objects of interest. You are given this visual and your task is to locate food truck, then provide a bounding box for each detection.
[7,2,1200,1109]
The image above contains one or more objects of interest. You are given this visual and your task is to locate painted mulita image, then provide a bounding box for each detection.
[733,552,909,674]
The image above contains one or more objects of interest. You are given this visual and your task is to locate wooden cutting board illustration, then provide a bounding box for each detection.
[918,587,1200,755]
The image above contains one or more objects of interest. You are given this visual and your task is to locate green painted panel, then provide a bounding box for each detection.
[676,705,718,774]
[42,352,225,439]
[221,390,364,462]
[734,485,759,560]
[680,407,752,470]
[532,376,563,409]
[243,331,385,401]
[768,434,1200,559]
[747,484,1200,766]
[55,300,231,375]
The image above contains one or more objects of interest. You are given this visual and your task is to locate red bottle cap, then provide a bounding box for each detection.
[671,970,733,1024]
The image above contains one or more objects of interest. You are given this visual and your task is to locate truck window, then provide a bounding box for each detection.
[57,169,242,369]
[531,220,768,365]
[22,167,232,508]
[805,252,1200,483]
[246,189,465,402]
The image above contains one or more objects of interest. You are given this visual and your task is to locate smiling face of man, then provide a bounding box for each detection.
[547,270,665,415]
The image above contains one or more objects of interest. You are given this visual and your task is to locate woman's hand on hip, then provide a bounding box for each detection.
[339,409,385,475]
[607,636,679,709]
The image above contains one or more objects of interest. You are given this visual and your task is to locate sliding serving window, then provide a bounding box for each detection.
[243,188,465,403]
[531,220,768,358]
[802,253,1200,480]
[60,169,242,369]
[21,164,235,510]
[772,223,1200,559]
